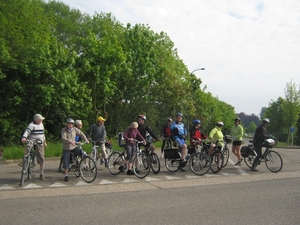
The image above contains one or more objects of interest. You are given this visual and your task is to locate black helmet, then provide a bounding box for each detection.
[66,118,75,124]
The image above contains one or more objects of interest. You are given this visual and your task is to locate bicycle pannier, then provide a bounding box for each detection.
[241,146,250,157]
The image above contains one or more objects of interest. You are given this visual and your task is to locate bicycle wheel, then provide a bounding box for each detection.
[265,150,283,173]
[210,151,224,173]
[107,152,124,175]
[244,154,256,168]
[133,153,150,178]
[222,147,229,168]
[190,152,211,176]
[20,157,28,186]
[150,152,160,174]
[80,156,97,183]
[165,151,182,172]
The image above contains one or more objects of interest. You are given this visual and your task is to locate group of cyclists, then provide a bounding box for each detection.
[18,112,271,182]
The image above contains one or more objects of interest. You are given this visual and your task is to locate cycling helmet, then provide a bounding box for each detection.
[263,118,270,124]
[176,113,183,117]
[235,117,241,121]
[193,119,201,125]
[216,121,224,127]
[66,118,75,124]
[138,114,146,120]
[167,118,172,122]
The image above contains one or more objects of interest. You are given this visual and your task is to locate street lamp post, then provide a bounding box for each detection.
[187,68,205,139]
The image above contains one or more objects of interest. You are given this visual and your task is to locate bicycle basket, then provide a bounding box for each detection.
[262,138,275,148]
[164,148,180,159]
[224,135,233,143]
[118,132,126,147]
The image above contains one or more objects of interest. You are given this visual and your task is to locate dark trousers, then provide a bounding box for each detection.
[252,144,262,168]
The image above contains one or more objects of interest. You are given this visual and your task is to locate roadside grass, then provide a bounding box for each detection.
[1,139,163,161]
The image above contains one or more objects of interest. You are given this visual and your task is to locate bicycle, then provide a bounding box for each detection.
[63,142,97,183]
[188,139,211,175]
[89,139,112,167]
[241,138,283,173]
[140,139,160,174]
[20,139,40,186]
[200,139,224,173]
[107,140,150,178]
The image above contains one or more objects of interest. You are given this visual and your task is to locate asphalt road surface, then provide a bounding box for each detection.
[0,146,299,224]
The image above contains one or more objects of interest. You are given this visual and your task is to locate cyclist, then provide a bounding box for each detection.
[62,118,89,181]
[189,119,207,149]
[251,118,270,172]
[170,113,188,171]
[229,117,244,165]
[20,114,47,180]
[86,116,108,167]
[119,122,146,175]
[160,117,172,159]
[137,114,160,152]
[208,121,224,168]
[58,120,83,172]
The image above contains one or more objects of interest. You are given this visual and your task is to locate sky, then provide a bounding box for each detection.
[57,0,300,116]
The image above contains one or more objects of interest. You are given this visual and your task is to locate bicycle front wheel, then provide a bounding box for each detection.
[265,150,283,173]
[150,152,160,174]
[190,152,211,176]
[107,152,124,175]
[222,147,229,168]
[80,156,97,183]
[133,153,150,179]
[210,152,224,173]
[20,157,28,186]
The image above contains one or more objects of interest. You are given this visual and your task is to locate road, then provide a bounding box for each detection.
[0,147,299,224]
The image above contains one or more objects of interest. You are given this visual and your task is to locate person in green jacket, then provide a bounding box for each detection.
[230,117,244,165]
[208,121,224,163]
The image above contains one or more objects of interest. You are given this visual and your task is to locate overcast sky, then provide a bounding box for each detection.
[57,0,300,116]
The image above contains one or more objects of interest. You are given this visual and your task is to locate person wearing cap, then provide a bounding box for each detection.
[229,118,244,165]
[160,118,173,159]
[20,114,47,180]
[251,118,270,172]
[119,122,146,175]
[208,121,224,168]
[62,118,89,181]
[170,113,188,171]
[86,116,108,167]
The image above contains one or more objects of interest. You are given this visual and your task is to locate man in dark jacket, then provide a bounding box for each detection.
[251,118,270,171]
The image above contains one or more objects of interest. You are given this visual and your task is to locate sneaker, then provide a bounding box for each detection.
[127,170,134,175]
[135,169,140,174]
[119,165,125,172]
[39,174,45,180]
[64,176,69,182]
[234,161,241,166]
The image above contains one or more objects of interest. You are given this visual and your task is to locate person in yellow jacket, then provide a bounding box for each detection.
[208,121,224,168]
[229,118,244,165]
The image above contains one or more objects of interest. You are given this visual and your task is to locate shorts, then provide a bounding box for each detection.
[232,141,242,146]
[34,144,45,164]
[175,138,186,147]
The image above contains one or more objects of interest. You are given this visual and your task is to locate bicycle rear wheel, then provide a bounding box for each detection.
[20,157,28,186]
[190,152,211,176]
[244,154,256,168]
[222,147,229,168]
[265,150,283,173]
[150,152,160,174]
[133,153,150,179]
[80,156,97,183]
[210,151,224,173]
[107,152,124,175]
